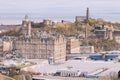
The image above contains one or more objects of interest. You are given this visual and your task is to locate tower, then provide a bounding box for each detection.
[86,7,89,23]
[85,8,89,46]
[109,25,113,40]
[22,15,31,36]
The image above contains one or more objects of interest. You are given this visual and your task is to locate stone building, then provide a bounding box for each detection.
[113,30,120,44]
[75,8,89,23]
[21,15,32,36]
[43,19,56,27]
[3,40,13,52]
[14,16,66,63]
[94,25,120,43]
[43,19,53,26]
[2,36,14,52]
[80,46,94,53]
[66,37,80,54]
[75,16,86,23]
[14,32,66,63]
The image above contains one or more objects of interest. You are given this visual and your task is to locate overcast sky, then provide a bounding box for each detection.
[0,0,119,13]
[0,0,120,24]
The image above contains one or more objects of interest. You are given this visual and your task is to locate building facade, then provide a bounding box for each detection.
[14,32,66,63]
[80,46,94,53]
[43,19,56,28]
[113,30,120,44]
[94,25,120,43]
[21,15,32,36]
[66,37,80,54]
[2,36,14,52]
[75,8,90,23]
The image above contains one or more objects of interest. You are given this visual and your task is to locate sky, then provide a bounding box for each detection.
[0,0,120,24]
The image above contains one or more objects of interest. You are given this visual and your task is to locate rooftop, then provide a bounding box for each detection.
[22,59,120,77]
